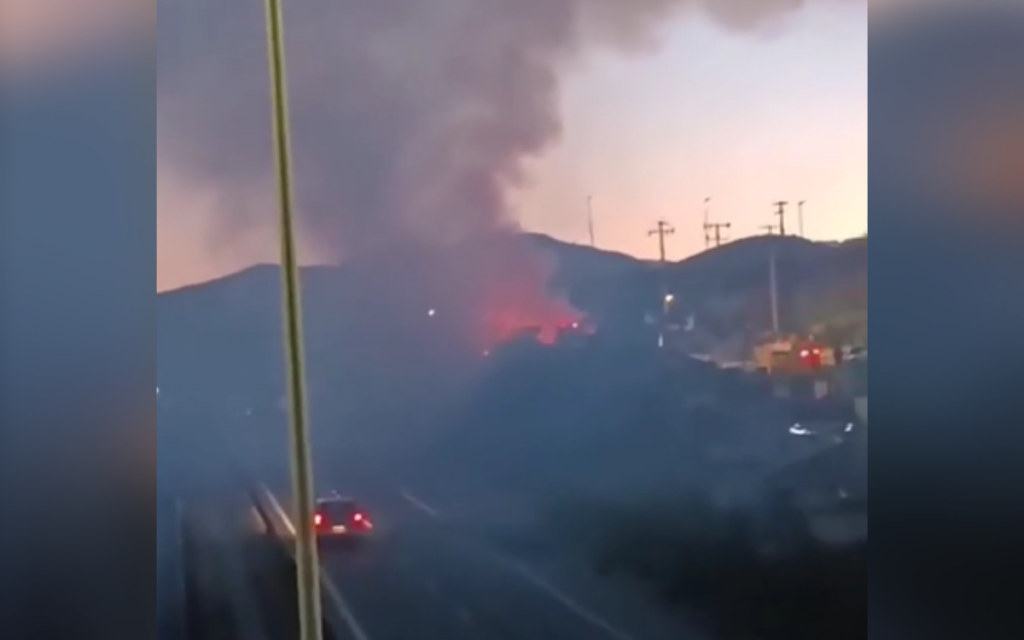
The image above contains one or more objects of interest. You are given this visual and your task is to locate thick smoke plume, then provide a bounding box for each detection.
[158,0,854,249]
[158,0,858,343]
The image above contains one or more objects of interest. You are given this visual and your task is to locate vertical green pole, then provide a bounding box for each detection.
[262,2,323,640]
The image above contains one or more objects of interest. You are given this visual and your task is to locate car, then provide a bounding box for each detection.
[313,494,373,549]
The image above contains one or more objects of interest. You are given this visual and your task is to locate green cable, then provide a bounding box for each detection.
[263,1,324,639]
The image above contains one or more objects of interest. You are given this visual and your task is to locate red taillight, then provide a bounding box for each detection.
[314,513,324,527]
[799,347,822,369]
[352,512,373,528]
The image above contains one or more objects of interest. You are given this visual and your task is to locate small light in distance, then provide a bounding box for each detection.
[789,424,812,436]
[428,308,436,317]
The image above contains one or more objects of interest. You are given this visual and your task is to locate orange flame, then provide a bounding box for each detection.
[470,241,583,348]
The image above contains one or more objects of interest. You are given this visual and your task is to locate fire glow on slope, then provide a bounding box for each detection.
[472,247,586,348]
[479,282,582,346]
[426,233,587,351]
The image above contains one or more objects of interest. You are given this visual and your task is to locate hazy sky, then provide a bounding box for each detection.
[155,1,866,292]
[516,2,867,255]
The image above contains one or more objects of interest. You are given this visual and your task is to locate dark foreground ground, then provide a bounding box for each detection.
[587,496,867,640]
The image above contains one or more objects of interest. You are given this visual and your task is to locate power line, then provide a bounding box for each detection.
[648,219,675,262]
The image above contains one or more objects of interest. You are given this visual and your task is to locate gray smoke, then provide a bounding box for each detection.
[157,0,859,259]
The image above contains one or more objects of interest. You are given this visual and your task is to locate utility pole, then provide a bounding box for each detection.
[586,195,596,247]
[702,197,712,248]
[702,197,730,249]
[769,246,780,335]
[706,222,731,247]
[798,200,806,237]
[773,200,788,236]
[648,219,675,262]
[762,204,786,334]
[263,1,323,640]
[762,207,783,334]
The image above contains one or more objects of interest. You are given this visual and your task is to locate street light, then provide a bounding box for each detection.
[262,2,323,640]
[659,293,676,348]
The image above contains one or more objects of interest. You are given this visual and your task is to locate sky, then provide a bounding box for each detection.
[515,3,867,257]
[154,0,867,292]
[0,0,865,293]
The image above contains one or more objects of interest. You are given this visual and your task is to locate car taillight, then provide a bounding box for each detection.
[314,513,324,526]
[353,512,372,528]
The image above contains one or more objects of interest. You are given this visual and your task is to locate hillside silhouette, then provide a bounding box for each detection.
[158,232,865,397]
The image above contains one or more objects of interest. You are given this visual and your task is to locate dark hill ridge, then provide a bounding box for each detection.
[157,233,866,400]
[670,235,866,345]
[158,233,865,334]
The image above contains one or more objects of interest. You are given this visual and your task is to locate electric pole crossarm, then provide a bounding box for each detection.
[706,222,731,247]
[648,220,675,262]
[772,201,788,236]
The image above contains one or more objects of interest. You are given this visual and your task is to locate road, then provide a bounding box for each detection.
[258,470,700,640]
[173,410,866,640]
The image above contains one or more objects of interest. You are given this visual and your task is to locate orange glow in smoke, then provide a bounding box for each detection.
[480,292,581,346]
[471,248,585,348]
[420,233,592,352]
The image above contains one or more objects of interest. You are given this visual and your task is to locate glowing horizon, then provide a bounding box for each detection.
[157,2,866,292]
